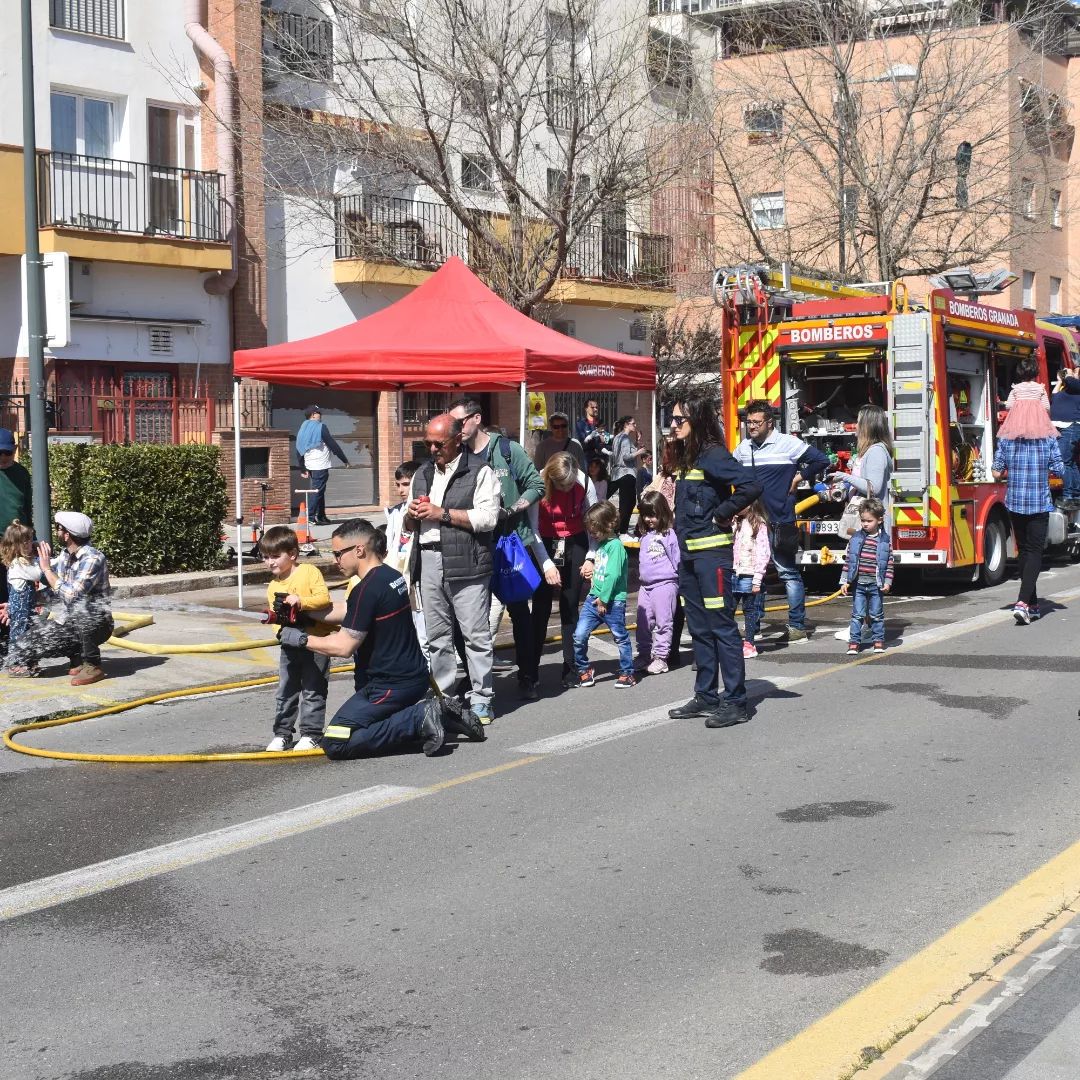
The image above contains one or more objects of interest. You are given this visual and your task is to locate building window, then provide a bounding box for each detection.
[745,103,782,140]
[1021,178,1035,219]
[750,191,785,230]
[1051,189,1062,228]
[50,91,115,158]
[1050,276,1062,314]
[50,0,124,40]
[461,153,495,192]
[1022,270,1035,309]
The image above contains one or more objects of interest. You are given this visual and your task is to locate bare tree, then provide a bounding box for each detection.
[258,0,690,314]
[704,0,1076,283]
[651,307,721,404]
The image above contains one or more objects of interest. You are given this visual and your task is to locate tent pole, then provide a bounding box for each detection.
[650,389,658,474]
[398,387,404,470]
[233,377,243,610]
[518,380,527,442]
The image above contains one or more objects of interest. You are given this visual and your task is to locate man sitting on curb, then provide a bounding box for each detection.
[7,511,113,686]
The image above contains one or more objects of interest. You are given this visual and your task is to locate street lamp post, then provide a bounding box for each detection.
[20,0,51,540]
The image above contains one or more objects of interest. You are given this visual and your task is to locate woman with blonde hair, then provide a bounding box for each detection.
[831,404,895,533]
[530,451,598,689]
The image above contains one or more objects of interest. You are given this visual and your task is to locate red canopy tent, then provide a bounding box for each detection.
[233,255,656,393]
[228,257,657,605]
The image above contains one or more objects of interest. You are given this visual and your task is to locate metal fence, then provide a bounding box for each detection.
[3,377,271,446]
[335,194,471,266]
[565,227,674,287]
[336,195,674,289]
[50,0,124,39]
[38,152,227,241]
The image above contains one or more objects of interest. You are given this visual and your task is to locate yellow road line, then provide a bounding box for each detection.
[223,625,276,667]
[736,844,1080,1080]
[736,582,1080,1080]
[424,756,544,793]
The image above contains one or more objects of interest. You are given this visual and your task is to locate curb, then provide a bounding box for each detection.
[110,555,338,599]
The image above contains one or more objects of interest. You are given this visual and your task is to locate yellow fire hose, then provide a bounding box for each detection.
[4,590,842,765]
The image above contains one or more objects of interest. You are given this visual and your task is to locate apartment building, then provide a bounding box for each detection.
[261,0,693,509]
[663,0,1080,315]
[0,1,272,491]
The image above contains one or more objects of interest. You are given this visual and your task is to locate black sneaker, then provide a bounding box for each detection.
[668,695,713,719]
[704,701,749,728]
[440,696,486,742]
[419,696,445,756]
[519,678,540,700]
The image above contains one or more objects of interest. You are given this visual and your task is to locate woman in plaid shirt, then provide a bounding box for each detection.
[991,432,1064,625]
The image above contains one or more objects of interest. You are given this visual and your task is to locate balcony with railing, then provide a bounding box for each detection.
[50,0,124,39]
[264,8,335,81]
[39,152,227,241]
[334,193,674,302]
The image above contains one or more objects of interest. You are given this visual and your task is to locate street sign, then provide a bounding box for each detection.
[19,251,70,349]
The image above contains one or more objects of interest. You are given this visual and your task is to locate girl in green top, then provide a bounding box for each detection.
[573,501,635,689]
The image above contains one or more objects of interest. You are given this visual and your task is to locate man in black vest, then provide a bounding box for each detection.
[407,413,502,724]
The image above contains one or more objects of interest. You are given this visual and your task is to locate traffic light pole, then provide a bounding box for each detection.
[21,0,51,541]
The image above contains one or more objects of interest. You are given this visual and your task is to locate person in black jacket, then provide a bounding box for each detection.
[667,398,762,729]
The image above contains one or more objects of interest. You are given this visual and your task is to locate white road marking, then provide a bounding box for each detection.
[512,676,798,756]
[586,635,623,658]
[0,784,423,923]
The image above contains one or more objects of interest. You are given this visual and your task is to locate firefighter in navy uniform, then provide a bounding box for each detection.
[667,398,762,728]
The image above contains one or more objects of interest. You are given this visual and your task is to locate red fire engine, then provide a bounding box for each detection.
[716,268,1080,584]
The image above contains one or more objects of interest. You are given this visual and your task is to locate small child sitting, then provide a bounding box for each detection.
[259,525,334,751]
[731,499,771,659]
[574,501,634,688]
[2,522,44,677]
[999,358,1057,440]
[840,498,893,655]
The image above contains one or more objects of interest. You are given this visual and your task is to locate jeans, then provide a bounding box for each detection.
[273,643,330,739]
[574,596,633,677]
[731,575,762,643]
[849,582,884,644]
[1058,423,1080,499]
[770,523,806,629]
[307,468,329,521]
[1010,510,1049,607]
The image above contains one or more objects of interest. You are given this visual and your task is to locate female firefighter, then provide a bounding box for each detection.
[667,397,762,728]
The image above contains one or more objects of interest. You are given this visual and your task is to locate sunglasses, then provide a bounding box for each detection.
[331,545,358,561]
[670,414,689,426]
[550,423,568,429]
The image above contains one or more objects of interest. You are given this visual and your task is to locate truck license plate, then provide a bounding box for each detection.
[808,520,841,535]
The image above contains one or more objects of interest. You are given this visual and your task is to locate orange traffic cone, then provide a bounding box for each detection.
[295,493,312,544]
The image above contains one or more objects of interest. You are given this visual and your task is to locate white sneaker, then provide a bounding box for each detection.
[647,657,669,675]
[293,736,321,751]
[265,736,291,752]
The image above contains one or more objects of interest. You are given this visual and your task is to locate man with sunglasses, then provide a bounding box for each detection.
[405,413,501,725]
[0,428,32,641]
[534,412,586,471]
[733,400,830,644]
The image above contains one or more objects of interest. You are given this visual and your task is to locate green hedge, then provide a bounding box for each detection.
[48,443,228,577]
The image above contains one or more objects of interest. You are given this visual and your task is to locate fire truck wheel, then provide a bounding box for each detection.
[980,516,1009,588]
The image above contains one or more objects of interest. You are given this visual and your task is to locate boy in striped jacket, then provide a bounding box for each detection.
[840,498,893,656]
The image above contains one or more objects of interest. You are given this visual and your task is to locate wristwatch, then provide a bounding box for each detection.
[441,507,452,525]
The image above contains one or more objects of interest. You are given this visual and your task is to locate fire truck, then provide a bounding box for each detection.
[716,267,1080,584]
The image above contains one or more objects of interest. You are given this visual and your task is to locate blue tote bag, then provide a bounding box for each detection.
[491,532,541,603]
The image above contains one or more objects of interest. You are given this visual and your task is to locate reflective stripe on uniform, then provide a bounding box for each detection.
[685,534,733,551]
[703,596,726,609]
[323,725,352,740]
[681,469,705,480]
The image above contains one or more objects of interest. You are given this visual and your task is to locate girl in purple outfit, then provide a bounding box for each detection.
[635,490,680,675]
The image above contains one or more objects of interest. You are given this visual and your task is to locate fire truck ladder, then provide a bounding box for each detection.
[888,311,936,526]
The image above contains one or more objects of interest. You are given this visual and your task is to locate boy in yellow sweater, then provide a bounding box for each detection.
[260,526,334,751]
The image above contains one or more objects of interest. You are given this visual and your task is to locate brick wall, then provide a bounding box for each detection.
[213,428,292,527]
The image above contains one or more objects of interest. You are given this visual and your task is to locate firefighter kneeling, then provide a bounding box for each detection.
[278,517,485,759]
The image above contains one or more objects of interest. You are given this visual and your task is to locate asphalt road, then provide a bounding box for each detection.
[5,564,1080,1079]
